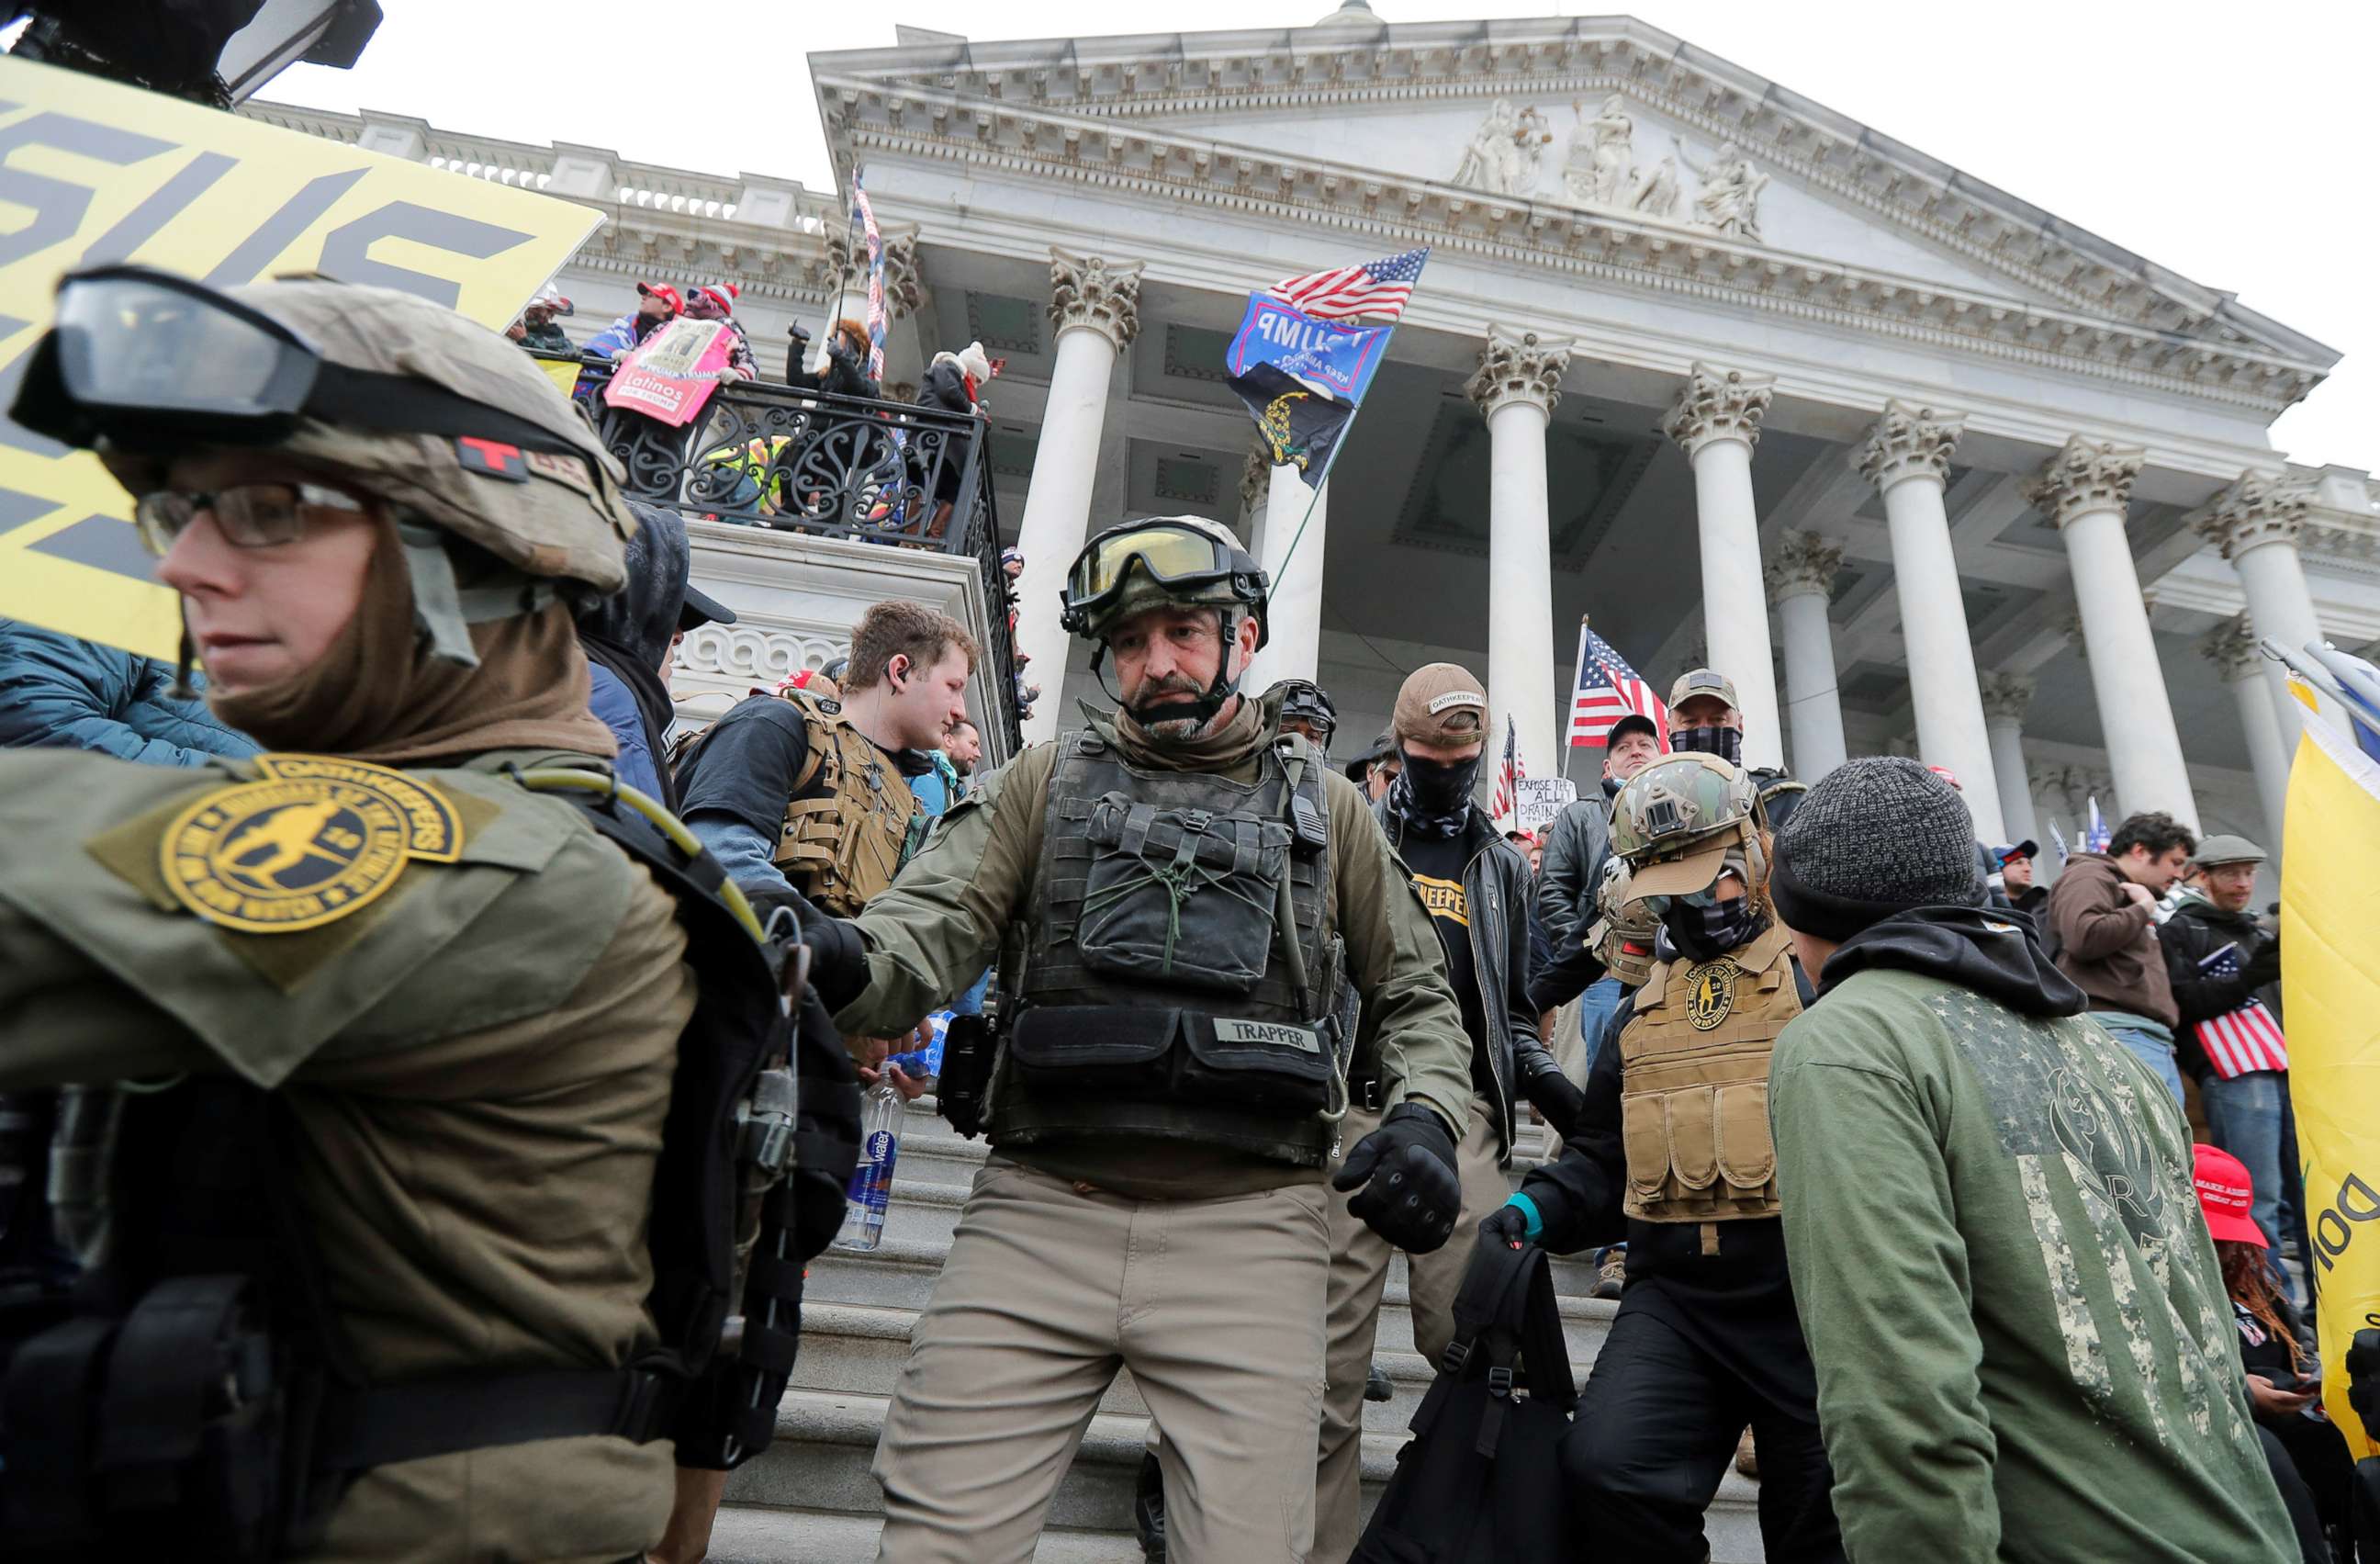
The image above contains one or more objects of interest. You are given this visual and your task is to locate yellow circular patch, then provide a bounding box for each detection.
[159,754,462,934]
[1685,961,1737,1031]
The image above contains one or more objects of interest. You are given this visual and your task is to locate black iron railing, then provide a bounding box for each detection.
[549,355,1019,752]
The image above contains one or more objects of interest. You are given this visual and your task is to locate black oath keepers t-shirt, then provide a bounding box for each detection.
[1397,830,1488,1088]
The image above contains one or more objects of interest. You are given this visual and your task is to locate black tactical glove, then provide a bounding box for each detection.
[1333,1103,1463,1254]
[2346,1328,2380,1434]
[750,883,868,1013]
[1476,1202,1532,1251]
[1516,1047,1587,1140]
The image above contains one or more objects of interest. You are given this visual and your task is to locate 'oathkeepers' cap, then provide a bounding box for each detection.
[1393,663,1488,748]
[1668,667,1739,713]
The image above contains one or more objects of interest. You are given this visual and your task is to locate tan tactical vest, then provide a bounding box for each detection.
[764,692,917,917]
[1617,921,1802,1224]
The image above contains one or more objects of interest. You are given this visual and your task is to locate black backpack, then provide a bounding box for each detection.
[1354,1239,1578,1564]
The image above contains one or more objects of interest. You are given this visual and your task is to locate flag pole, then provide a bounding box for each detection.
[1561,614,1591,785]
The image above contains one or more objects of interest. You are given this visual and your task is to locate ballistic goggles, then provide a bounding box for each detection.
[14,265,589,459]
[1059,520,1267,640]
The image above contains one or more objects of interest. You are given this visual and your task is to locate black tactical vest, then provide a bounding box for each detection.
[991,726,1344,1166]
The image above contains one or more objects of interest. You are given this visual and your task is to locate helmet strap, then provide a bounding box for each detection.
[395,517,556,669]
[1108,606,1248,736]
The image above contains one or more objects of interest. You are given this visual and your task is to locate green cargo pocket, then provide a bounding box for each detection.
[1007,1005,1180,1096]
[1666,1085,1719,1191]
[1713,1082,1775,1190]
[1074,793,1289,994]
[1178,1012,1331,1112]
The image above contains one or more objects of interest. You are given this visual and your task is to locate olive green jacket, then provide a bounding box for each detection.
[0,747,694,1563]
[834,701,1475,1197]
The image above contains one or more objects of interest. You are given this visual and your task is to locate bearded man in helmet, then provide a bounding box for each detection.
[785,514,1476,1563]
[0,268,861,1560]
[1482,752,1844,1563]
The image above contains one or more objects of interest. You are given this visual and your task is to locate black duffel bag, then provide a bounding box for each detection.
[1354,1236,1577,1564]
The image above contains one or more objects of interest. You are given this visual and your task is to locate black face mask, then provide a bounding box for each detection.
[1664,897,1764,962]
[1390,748,1479,837]
[1669,725,1743,766]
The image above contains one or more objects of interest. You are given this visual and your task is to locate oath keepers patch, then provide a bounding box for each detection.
[1685,961,1738,1031]
[158,755,462,934]
[1212,1018,1323,1053]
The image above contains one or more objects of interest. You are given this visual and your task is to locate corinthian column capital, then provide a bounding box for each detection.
[1047,247,1145,349]
[1240,443,1273,511]
[1764,529,1844,604]
[1978,671,2037,726]
[1466,326,1574,418]
[1856,399,1967,491]
[1661,362,1775,457]
[2191,470,2314,561]
[2198,613,2263,682]
[2021,435,2147,530]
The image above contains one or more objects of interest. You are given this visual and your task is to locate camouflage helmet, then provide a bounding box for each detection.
[1588,855,1661,988]
[1266,678,1338,752]
[1061,514,1269,646]
[1610,751,1764,900]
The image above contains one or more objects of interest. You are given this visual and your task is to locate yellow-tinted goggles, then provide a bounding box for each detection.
[1067,523,1234,606]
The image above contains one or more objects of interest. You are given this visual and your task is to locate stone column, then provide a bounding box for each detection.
[1247,463,1327,688]
[1010,248,1143,744]
[1978,672,2040,848]
[1662,363,1783,771]
[1763,530,1848,782]
[2195,472,2327,754]
[2202,616,2290,846]
[2022,437,2201,830]
[1856,399,2005,843]
[1238,444,1273,557]
[1469,327,1574,779]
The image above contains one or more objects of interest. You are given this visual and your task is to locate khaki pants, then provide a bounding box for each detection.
[872,1159,1330,1564]
[1312,1096,1511,1563]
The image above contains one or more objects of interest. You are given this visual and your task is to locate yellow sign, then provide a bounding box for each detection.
[0,58,602,658]
[160,754,462,933]
[1686,961,1736,1030]
[2282,717,2380,1457]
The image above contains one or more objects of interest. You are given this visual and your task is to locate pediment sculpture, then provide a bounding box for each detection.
[1454,96,1755,237]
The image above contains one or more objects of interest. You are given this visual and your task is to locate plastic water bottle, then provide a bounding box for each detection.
[834,1079,904,1252]
[884,1010,953,1087]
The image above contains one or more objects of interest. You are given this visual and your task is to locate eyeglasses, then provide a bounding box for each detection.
[133,481,366,556]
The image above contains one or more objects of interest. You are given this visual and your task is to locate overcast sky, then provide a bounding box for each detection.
[268,1,2378,477]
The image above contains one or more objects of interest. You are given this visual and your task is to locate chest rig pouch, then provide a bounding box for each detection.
[1616,923,1802,1224]
[0,774,862,1559]
[997,729,1343,1151]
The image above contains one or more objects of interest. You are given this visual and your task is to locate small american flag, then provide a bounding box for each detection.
[1568,624,1669,750]
[852,170,887,380]
[1490,714,1522,821]
[2192,940,2288,1077]
[1267,246,1430,323]
[2084,796,2111,855]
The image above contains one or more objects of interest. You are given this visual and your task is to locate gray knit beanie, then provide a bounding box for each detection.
[1769,756,1986,940]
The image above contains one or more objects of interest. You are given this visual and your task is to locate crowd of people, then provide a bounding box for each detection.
[0,262,2353,1564]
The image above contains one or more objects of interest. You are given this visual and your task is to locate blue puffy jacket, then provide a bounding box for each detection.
[0,620,258,767]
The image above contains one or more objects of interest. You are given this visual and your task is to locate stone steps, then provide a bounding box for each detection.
[722,1095,1767,1561]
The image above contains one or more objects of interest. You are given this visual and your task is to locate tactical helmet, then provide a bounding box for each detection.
[1588,855,1660,988]
[1060,515,1269,647]
[1267,678,1338,754]
[1610,751,1765,899]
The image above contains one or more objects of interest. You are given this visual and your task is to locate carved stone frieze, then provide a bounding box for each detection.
[2021,436,2146,530]
[1460,93,1750,238]
[1661,362,1774,457]
[2198,613,2262,682]
[2192,470,2315,562]
[1047,247,1145,350]
[1764,530,1844,603]
[1856,399,1967,491]
[675,622,846,691]
[1465,326,1574,417]
[1978,671,2037,726]
[1241,444,1274,511]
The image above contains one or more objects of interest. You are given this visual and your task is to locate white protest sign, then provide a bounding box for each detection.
[1514,777,1577,835]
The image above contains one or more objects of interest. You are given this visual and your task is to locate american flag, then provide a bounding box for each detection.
[1567,623,1669,750]
[2083,796,2111,854]
[1490,714,1522,821]
[2191,940,2289,1077]
[852,170,887,380]
[1267,246,1430,323]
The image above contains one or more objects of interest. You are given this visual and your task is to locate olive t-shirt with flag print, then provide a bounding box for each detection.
[1397,830,1488,1094]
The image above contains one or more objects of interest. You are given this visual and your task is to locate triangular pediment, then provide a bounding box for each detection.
[810,13,2338,403]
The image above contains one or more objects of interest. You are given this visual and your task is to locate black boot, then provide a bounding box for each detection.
[1364,1361,1394,1402]
[1134,1450,1167,1560]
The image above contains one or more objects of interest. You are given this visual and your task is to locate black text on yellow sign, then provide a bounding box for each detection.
[0,57,602,659]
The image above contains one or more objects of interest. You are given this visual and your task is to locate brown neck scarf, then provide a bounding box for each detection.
[209,513,618,766]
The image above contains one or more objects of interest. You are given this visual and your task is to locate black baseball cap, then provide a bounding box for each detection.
[1609,712,1660,747]
[678,583,737,632]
